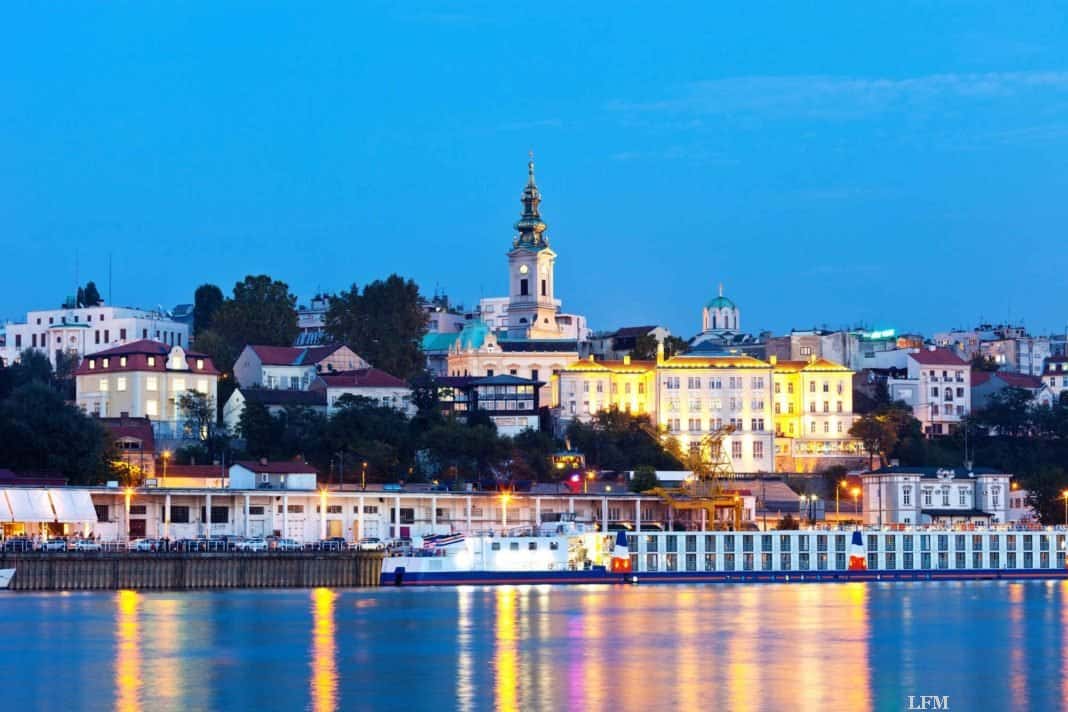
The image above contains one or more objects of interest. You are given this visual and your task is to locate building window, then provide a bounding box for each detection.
[146,400,159,417]
[959,489,967,506]
[88,359,96,370]
[147,356,156,367]
[173,377,186,393]
[753,441,764,459]
[196,359,204,370]
[923,489,933,506]
[99,378,109,392]
[731,441,742,459]
[519,279,528,296]
[903,486,911,506]
[116,377,127,392]
[942,489,950,507]
[146,376,158,392]
[541,279,547,297]
[800,346,812,356]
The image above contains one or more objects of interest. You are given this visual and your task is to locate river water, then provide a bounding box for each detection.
[1,581,1064,711]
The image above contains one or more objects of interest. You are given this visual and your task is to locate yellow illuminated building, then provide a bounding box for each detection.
[558,355,656,419]
[771,356,862,472]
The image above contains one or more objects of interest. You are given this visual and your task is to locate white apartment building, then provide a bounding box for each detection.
[1043,356,1068,401]
[656,354,775,474]
[888,348,971,436]
[859,466,1011,526]
[2,304,190,369]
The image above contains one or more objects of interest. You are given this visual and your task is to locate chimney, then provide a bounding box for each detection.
[623,354,631,366]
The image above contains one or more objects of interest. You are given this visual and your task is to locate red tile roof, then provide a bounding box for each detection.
[249,344,345,366]
[316,368,408,389]
[970,370,993,387]
[995,372,1043,389]
[909,348,968,366]
[167,464,227,477]
[98,416,156,450]
[73,340,219,375]
[234,460,318,475]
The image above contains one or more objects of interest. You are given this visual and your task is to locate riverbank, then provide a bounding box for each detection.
[0,551,384,591]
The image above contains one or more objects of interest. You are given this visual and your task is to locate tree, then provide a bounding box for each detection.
[177,390,218,442]
[210,275,299,368]
[82,281,102,307]
[631,334,660,361]
[193,284,225,337]
[237,400,280,458]
[0,383,111,484]
[325,275,427,378]
[565,408,682,472]
[777,513,800,530]
[1023,466,1068,525]
[512,428,556,481]
[629,465,660,492]
[663,335,689,358]
[849,414,897,470]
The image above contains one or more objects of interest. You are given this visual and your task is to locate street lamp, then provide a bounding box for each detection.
[1061,490,1068,526]
[851,487,861,516]
[585,470,596,495]
[361,461,368,491]
[837,480,848,518]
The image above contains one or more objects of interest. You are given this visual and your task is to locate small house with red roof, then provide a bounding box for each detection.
[971,369,1055,410]
[311,368,414,416]
[233,344,366,391]
[1042,355,1068,402]
[98,414,157,478]
[74,341,220,436]
[888,347,972,436]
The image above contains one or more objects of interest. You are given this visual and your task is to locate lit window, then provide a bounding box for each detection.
[102,358,109,368]
[88,360,96,370]
[120,356,127,367]
[196,379,209,394]
[146,376,158,392]
[146,400,158,417]
[147,356,156,367]
[99,378,109,392]
[116,377,127,392]
[173,377,186,393]
[196,359,204,370]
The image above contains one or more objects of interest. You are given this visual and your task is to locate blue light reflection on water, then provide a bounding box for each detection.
[0,581,1065,711]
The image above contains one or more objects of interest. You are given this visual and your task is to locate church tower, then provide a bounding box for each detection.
[506,157,561,339]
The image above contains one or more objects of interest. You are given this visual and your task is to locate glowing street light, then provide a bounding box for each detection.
[585,470,596,495]
[837,480,848,517]
[851,487,861,516]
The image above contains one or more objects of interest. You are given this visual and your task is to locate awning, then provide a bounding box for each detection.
[4,488,56,522]
[48,489,98,523]
[0,492,12,522]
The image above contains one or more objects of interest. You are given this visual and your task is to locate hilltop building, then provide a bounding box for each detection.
[423,159,582,403]
[2,303,190,369]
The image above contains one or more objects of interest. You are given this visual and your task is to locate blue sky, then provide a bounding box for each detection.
[3,2,1068,338]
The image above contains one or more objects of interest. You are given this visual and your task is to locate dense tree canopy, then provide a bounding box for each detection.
[0,383,111,484]
[196,275,299,374]
[325,275,426,378]
[193,283,225,337]
[566,408,682,472]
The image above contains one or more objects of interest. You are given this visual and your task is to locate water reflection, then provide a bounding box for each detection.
[115,590,141,712]
[309,588,338,712]
[493,587,518,712]
[5,582,1067,710]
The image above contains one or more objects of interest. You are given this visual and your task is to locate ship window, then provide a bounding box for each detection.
[528,542,537,550]
[491,542,501,551]
[550,542,559,550]
[510,542,519,551]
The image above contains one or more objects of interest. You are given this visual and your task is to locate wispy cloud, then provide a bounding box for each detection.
[497,118,563,132]
[609,72,1068,120]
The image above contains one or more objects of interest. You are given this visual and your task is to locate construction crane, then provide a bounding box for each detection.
[638,422,745,530]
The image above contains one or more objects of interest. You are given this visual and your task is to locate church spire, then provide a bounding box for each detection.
[514,152,548,249]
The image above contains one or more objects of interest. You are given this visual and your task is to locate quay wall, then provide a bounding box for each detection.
[0,552,384,591]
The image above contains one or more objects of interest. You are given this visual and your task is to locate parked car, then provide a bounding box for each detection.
[222,536,247,551]
[235,538,268,552]
[357,537,386,551]
[319,537,347,551]
[72,540,102,552]
[130,538,163,552]
[3,537,34,552]
[275,538,301,551]
[41,539,70,552]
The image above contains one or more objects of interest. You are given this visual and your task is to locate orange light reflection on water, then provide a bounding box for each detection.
[310,587,338,712]
[494,587,518,712]
[115,589,141,712]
